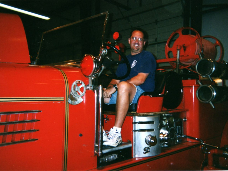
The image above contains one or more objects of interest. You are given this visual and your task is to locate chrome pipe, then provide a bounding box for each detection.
[176,46,180,73]
[94,87,98,155]
[97,85,103,157]
[196,59,228,80]
[196,85,228,108]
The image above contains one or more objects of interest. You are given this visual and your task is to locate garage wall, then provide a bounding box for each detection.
[0,0,187,64]
[3,0,227,66]
[97,0,183,61]
[202,0,228,62]
[96,0,228,67]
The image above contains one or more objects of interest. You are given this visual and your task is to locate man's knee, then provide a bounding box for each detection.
[118,81,135,93]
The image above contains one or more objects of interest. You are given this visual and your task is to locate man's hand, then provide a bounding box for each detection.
[103,87,116,98]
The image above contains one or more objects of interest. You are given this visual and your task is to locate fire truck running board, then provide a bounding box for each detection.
[98,142,132,167]
[102,142,132,153]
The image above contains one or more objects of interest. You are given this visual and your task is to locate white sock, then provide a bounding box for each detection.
[113,126,121,133]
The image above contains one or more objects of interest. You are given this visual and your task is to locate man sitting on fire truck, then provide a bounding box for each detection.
[103,28,156,147]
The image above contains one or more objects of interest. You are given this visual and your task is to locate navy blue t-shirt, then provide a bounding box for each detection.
[116,50,156,92]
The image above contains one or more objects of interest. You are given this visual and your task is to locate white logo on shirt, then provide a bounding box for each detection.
[131,60,137,68]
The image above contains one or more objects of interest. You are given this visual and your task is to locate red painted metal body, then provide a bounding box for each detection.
[178,80,228,145]
[0,13,227,170]
[137,96,163,113]
[0,13,30,63]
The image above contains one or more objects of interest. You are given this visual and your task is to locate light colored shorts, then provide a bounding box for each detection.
[106,85,145,105]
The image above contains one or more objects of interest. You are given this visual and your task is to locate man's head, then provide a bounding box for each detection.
[128,28,147,55]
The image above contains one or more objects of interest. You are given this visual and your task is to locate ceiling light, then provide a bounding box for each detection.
[0,3,50,20]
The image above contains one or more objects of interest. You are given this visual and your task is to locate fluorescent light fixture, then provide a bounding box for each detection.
[0,3,50,20]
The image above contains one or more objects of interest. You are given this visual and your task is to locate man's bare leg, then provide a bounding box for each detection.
[115,81,136,128]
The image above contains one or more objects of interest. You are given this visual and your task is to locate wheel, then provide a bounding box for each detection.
[201,35,224,63]
[165,27,201,69]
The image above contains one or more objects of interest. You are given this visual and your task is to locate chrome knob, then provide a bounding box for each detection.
[145,135,157,146]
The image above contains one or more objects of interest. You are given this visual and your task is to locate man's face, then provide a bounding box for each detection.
[128,30,146,55]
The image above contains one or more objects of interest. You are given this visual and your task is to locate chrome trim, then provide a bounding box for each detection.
[68,80,85,105]
[133,129,155,132]
[87,77,93,90]
[176,46,180,73]
[94,85,103,156]
[97,85,103,157]
[94,87,98,155]
[102,143,132,154]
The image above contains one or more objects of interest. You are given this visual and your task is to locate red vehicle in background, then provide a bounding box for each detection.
[0,12,228,170]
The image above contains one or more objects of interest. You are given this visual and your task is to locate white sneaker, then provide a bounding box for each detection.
[103,130,108,142]
[103,128,122,147]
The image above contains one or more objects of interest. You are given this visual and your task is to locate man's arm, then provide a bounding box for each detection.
[126,73,149,86]
[103,79,120,98]
[106,79,120,89]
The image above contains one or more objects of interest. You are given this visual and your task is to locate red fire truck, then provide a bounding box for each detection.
[0,11,228,170]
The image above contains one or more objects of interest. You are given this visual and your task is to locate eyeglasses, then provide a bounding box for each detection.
[131,37,144,42]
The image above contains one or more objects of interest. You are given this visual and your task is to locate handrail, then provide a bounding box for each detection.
[98,85,103,156]
[94,85,103,157]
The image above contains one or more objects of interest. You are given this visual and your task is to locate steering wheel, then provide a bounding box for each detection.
[201,35,224,63]
[102,43,131,80]
[165,27,201,69]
